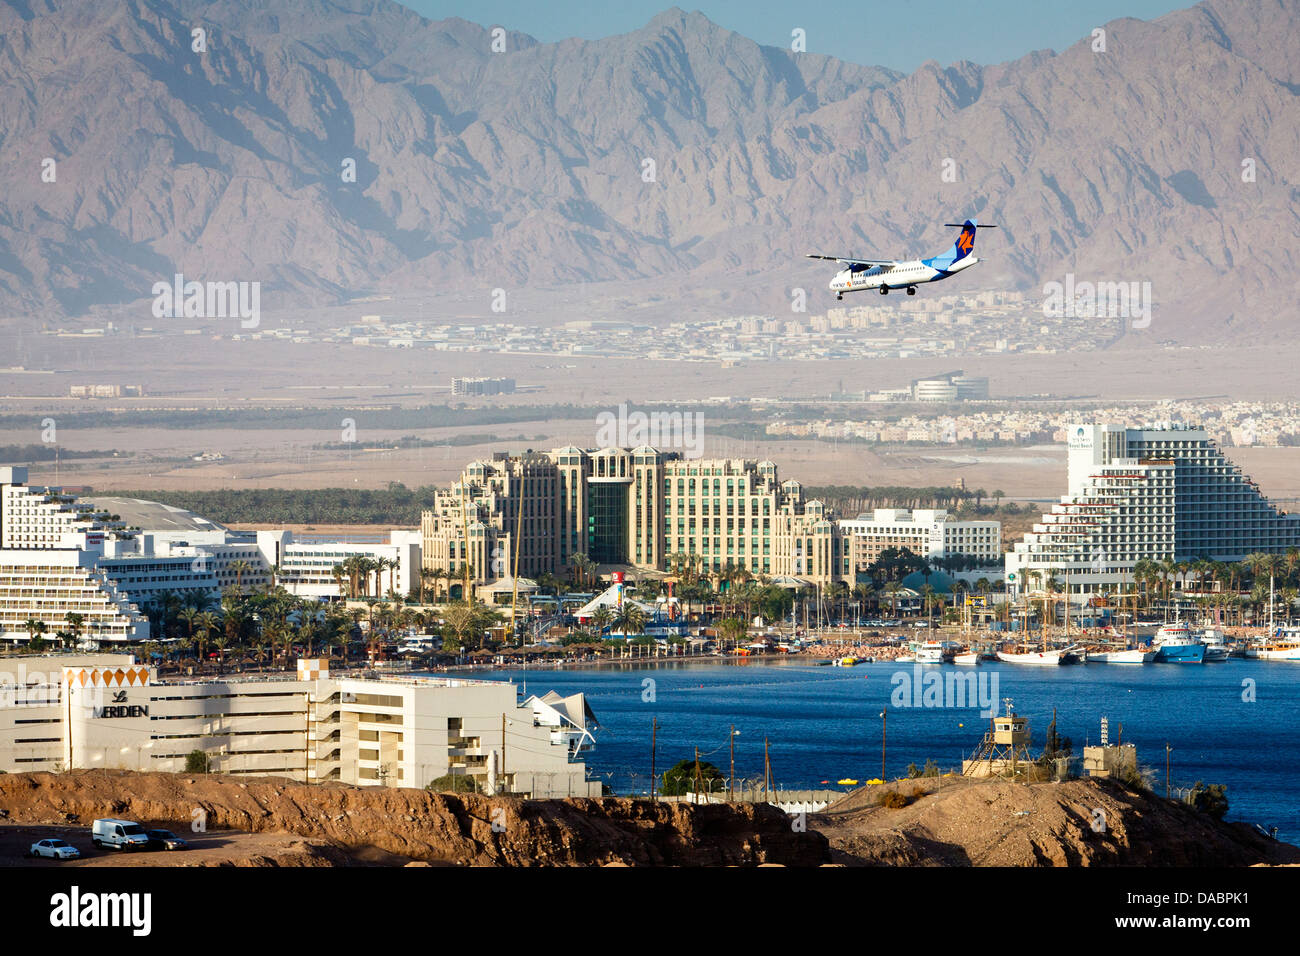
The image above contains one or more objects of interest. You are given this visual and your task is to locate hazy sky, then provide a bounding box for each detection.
[399,0,1191,72]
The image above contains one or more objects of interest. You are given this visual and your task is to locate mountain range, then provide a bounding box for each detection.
[1,0,1297,339]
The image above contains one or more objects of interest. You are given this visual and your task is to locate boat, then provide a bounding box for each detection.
[996,644,1076,665]
[1086,646,1156,664]
[895,653,916,664]
[1198,626,1230,662]
[953,651,980,666]
[831,656,859,667]
[1244,638,1300,661]
[914,641,949,664]
[1152,622,1205,663]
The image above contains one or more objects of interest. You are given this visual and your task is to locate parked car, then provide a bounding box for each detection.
[30,838,80,860]
[146,828,188,851]
[91,818,150,850]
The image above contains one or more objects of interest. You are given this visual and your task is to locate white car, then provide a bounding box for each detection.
[30,838,80,860]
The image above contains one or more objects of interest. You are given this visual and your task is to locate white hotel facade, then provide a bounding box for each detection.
[1005,422,1300,597]
[0,654,599,796]
[0,467,422,645]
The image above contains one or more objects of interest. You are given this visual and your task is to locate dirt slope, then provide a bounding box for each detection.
[0,771,828,867]
[815,776,1300,866]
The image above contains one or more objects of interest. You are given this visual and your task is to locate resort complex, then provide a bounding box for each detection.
[1006,423,1300,598]
[5,422,1300,646]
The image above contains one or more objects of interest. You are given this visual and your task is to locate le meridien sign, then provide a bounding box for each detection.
[92,704,149,718]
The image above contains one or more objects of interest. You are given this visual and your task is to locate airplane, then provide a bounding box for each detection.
[807,219,996,299]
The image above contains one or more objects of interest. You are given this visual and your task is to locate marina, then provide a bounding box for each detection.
[464,655,1300,840]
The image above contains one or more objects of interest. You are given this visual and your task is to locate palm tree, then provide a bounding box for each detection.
[195,611,219,673]
[718,615,747,652]
[591,605,613,636]
[920,583,937,625]
[884,580,903,618]
[23,617,47,648]
[211,634,229,674]
[852,582,874,624]
[178,606,200,664]
[231,559,252,593]
[611,602,647,637]
[62,611,85,649]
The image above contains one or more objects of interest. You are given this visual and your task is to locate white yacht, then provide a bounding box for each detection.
[996,644,1077,665]
[1198,626,1230,662]
[914,640,949,663]
[1086,646,1156,664]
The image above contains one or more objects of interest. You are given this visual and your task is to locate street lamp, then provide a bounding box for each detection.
[728,726,741,802]
[879,707,887,782]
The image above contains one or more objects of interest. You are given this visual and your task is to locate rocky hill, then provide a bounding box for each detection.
[1,769,1294,867]
[816,774,1300,866]
[0,770,828,866]
[1,0,1297,339]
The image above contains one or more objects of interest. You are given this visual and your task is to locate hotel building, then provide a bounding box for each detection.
[423,448,1000,588]
[422,449,849,585]
[0,655,599,796]
[1005,422,1300,596]
[0,468,425,646]
[840,508,1002,573]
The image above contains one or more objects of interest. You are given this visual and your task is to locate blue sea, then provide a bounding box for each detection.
[459,657,1300,840]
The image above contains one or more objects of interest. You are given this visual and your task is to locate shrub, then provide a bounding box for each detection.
[1184,781,1229,820]
[184,750,210,774]
[427,773,480,794]
[875,789,910,809]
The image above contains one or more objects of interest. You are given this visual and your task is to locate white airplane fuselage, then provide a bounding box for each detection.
[831,255,980,296]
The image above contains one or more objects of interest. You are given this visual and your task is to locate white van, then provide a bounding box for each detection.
[91,818,150,850]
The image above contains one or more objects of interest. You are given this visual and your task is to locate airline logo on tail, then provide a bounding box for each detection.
[954,223,975,258]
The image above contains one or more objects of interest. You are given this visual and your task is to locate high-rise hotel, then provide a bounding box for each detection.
[421,447,1001,588]
[1005,423,1300,596]
[421,447,847,584]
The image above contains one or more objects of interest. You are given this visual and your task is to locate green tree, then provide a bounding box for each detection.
[610,602,647,636]
[718,616,748,651]
[427,773,480,794]
[185,750,211,774]
[441,600,500,653]
[660,758,724,797]
[1184,781,1229,820]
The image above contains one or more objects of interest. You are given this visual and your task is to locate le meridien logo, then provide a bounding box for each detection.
[50,886,151,937]
[151,273,260,328]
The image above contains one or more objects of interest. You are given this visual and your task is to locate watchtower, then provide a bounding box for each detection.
[962,698,1033,777]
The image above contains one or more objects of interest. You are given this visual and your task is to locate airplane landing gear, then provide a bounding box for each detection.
[836,293,843,300]
[907,285,917,295]
[879,285,889,295]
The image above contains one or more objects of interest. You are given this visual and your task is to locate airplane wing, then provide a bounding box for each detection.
[805,254,896,267]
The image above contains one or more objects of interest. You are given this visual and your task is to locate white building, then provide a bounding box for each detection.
[0,469,425,645]
[1006,422,1300,596]
[258,530,421,600]
[0,655,599,797]
[839,508,1002,570]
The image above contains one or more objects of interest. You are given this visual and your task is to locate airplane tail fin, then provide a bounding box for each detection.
[928,219,996,270]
